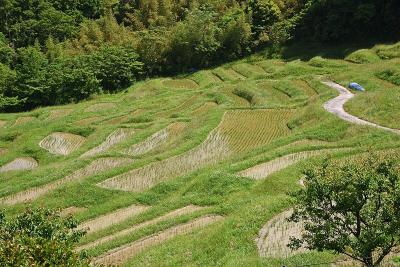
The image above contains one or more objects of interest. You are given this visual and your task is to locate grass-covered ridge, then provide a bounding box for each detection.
[1,42,400,266]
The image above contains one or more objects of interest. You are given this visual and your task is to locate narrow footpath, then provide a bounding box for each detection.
[322,81,400,135]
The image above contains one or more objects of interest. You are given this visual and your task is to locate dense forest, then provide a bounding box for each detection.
[0,0,399,112]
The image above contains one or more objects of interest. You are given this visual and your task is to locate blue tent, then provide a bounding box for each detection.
[349,82,365,92]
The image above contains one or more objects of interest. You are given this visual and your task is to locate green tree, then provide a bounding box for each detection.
[12,44,49,109]
[290,152,400,267]
[87,45,143,92]
[0,207,89,266]
[247,0,281,38]
[219,8,252,59]
[168,6,222,70]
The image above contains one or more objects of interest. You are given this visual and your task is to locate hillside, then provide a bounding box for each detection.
[1,42,400,266]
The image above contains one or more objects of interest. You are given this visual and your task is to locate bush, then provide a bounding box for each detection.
[0,207,89,266]
[345,49,381,64]
[376,69,400,86]
[374,42,400,60]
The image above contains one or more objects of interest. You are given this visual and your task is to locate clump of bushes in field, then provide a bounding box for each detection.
[376,69,400,86]
[374,43,400,59]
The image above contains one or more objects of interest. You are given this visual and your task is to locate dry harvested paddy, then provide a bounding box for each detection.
[1,46,400,266]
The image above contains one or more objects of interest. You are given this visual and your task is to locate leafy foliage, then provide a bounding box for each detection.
[290,151,400,267]
[0,207,89,266]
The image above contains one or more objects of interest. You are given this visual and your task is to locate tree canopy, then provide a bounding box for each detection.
[290,151,400,267]
[0,0,399,112]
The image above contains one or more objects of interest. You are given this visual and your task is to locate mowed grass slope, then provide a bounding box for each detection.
[0,42,400,266]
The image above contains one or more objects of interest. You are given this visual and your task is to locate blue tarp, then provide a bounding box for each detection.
[349,82,365,92]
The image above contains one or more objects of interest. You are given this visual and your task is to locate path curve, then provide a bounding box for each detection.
[322,81,400,134]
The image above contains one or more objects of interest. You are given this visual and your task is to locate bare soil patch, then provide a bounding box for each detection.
[40,132,86,155]
[256,209,306,258]
[81,128,135,158]
[78,204,149,234]
[93,215,223,266]
[0,157,38,173]
[13,116,35,126]
[238,149,348,180]
[125,122,186,156]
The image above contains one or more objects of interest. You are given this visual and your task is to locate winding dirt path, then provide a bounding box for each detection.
[322,81,400,134]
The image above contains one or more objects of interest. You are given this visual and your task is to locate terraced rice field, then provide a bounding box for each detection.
[79,204,149,234]
[256,209,306,258]
[13,116,35,126]
[1,44,400,266]
[0,157,38,173]
[98,109,292,192]
[97,129,231,192]
[219,109,293,152]
[85,103,117,112]
[47,109,73,120]
[93,215,223,266]
[40,132,86,155]
[125,122,186,156]
[231,63,266,78]
[0,157,133,205]
[81,128,135,158]
[162,79,199,89]
[77,205,206,251]
[238,148,350,180]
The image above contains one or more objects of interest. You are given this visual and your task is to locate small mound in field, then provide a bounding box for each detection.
[40,132,86,156]
[77,205,206,251]
[0,148,7,155]
[345,49,381,64]
[256,209,306,258]
[162,79,198,89]
[125,122,186,156]
[93,215,223,266]
[13,116,35,126]
[60,206,88,217]
[99,110,292,192]
[1,157,133,205]
[81,128,135,158]
[0,120,6,128]
[78,204,149,234]
[75,117,101,126]
[0,157,38,173]
[85,103,117,112]
[238,149,346,180]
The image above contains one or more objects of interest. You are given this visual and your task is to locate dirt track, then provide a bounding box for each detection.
[322,81,400,134]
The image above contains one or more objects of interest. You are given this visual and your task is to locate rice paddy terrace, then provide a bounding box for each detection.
[1,43,400,266]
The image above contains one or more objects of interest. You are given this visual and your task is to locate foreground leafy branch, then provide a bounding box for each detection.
[0,207,89,266]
